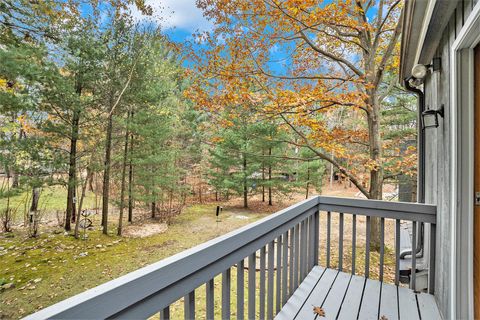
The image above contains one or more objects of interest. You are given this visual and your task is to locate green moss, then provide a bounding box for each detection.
[0,204,267,319]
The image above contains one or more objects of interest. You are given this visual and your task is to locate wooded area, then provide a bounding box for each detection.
[0,1,416,241]
[0,0,420,318]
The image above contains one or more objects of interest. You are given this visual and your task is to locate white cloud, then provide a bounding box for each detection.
[130,0,212,32]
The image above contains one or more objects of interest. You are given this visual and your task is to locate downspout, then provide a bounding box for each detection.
[404,77,426,203]
[401,76,425,259]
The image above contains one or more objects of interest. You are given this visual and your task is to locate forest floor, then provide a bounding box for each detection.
[0,183,397,319]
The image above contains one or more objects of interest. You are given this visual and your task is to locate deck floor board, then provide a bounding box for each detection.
[275,267,441,320]
[321,271,351,319]
[294,268,338,319]
[336,275,366,319]
[358,278,381,320]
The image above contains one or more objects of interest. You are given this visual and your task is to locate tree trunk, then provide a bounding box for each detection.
[30,187,40,213]
[11,171,19,188]
[29,187,40,237]
[151,201,156,218]
[368,97,384,250]
[118,112,130,236]
[243,152,248,208]
[74,168,91,239]
[65,107,80,231]
[87,166,94,192]
[306,160,310,199]
[268,147,272,206]
[101,106,114,235]
[262,149,265,202]
[128,117,134,223]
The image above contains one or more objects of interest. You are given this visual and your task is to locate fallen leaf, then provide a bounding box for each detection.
[313,306,325,317]
[380,316,388,320]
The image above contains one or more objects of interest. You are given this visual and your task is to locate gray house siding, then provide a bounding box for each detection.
[422,1,477,318]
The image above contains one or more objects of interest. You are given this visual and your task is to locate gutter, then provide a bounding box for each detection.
[401,77,425,260]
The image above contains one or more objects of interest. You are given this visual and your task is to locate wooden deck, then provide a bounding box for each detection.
[276,266,442,320]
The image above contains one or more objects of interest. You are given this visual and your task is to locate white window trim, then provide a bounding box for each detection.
[450,2,480,319]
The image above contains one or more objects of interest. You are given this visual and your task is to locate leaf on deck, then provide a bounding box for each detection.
[313,306,325,317]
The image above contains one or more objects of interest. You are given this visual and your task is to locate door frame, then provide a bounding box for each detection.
[451,3,480,319]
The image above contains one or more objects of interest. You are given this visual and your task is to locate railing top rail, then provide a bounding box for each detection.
[24,197,319,320]
[317,196,437,224]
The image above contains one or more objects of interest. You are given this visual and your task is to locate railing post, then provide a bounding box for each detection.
[248,253,256,320]
[428,223,436,294]
[313,209,319,266]
[206,279,214,320]
[184,291,195,320]
[237,260,244,320]
[395,219,400,286]
[160,307,170,320]
[222,269,231,320]
[411,221,417,291]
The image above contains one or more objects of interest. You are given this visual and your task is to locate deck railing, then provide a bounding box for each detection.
[25,196,436,320]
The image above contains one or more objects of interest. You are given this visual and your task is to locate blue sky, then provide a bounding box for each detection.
[129,1,378,74]
[130,0,213,42]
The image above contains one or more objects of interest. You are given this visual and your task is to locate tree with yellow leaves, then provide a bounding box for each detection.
[190,0,407,247]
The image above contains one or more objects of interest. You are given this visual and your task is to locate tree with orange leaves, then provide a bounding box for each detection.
[190,0,406,247]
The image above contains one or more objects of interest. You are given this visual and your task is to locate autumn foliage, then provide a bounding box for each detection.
[188,0,414,203]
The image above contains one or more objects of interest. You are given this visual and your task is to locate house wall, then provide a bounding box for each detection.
[423,1,477,318]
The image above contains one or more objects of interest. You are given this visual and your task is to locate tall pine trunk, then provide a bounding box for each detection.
[117,113,131,235]
[128,114,134,223]
[74,168,91,239]
[306,160,310,199]
[268,147,272,206]
[30,187,40,213]
[262,149,265,202]
[101,99,114,235]
[65,107,80,231]
[117,111,130,236]
[243,152,248,208]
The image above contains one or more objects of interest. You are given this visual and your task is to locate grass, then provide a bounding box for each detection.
[0,204,268,319]
[0,185,99,223]
[0,186,399,319]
